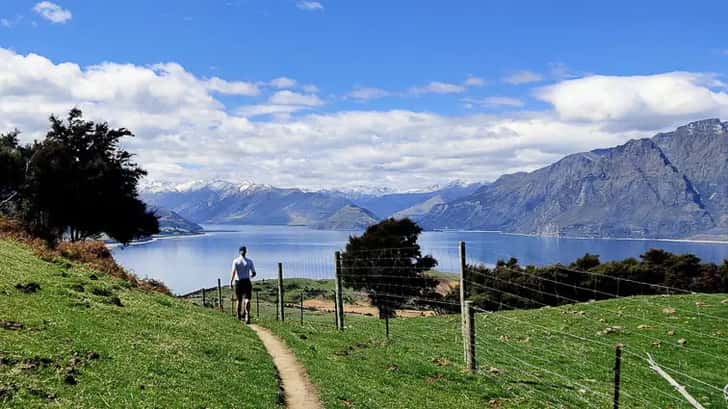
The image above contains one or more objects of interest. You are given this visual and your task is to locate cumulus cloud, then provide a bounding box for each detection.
[33,1,72,24]
[296,1,324,11]
[268,90,323,106]
[503,70,542,85]
[536,72,728,130]
[347,87,391,101]
[206,77,260,96]
[410,81,466,95]
[464,75,486,87]
[269,77,297,89]
[2,47,727,190]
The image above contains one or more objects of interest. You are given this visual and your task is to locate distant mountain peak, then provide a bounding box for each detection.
[676,118,728,134]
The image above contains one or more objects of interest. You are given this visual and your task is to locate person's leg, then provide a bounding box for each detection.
[235,282,243,321]
[243,280,252,323]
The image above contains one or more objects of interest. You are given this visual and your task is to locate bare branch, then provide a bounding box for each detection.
[647,353,706,409]
[0,192,18,209]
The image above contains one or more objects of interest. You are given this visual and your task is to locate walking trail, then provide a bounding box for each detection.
[250,324,323,409]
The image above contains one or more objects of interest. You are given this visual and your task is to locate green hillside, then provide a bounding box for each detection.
[261,293,728,408]
[0,239,280,408]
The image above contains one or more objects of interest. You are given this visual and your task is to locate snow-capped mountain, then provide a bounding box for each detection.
[140,179,484,229]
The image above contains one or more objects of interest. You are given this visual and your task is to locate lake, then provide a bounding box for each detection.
[111,224,728,294]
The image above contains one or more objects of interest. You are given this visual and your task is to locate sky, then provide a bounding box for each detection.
[2,0,728,190]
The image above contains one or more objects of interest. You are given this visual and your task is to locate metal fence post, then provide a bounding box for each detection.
[464,300,476,372]
[277,262,285,322]
[335,251,345,330]
[201,287,206,307]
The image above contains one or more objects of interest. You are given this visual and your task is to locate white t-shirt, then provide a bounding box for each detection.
[232,256,255,281]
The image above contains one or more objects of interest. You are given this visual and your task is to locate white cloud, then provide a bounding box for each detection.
[503,70,543,85]
[302,84,319,93]
[269,77,297,89]
[296,1,324,11]
[536,72,728,130]
[464,96,524,108]
[206,77,260,96]
[33,1,72,24]
[347,87,391,101]
[464,75,486,87]
[410,81,466,95]
[268,90,323,106]
[2,48,728,190]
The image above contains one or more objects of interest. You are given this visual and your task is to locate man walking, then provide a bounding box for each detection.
[230,246,256,324]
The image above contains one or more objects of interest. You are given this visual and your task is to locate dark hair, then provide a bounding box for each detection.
[239,246,247,253]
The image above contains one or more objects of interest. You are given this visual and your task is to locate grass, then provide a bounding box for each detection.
[260,293,728,408]
[0,239,281,408]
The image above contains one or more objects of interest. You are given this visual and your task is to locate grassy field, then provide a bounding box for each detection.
[0,239,281,408]
[259,293,728,408]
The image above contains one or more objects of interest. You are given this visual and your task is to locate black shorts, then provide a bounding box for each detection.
[235,279,252,300]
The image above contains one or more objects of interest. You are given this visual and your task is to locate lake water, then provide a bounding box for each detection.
[112,224,728,294]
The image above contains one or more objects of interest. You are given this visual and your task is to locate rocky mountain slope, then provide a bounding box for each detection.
[420,119,727,239]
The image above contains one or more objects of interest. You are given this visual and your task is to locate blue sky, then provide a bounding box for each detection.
[2,1,728,189]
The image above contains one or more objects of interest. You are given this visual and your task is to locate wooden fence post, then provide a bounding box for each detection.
[613,344,622,409]
[385,315,390,339]
[201,287,206,307]
[463,300,476,372]
[334,251,345,330]
[300,290,304,325]
[255,289,260,319]
[217,278,223,312]
[277,262,285,322]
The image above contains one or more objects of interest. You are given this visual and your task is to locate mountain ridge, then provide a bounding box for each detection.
[420,119,727,239]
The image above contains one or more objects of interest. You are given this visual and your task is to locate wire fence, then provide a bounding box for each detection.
[182,242,728,408]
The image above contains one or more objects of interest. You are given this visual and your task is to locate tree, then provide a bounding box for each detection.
[18,109,159,244]
[0,130,28,213]
[341,218,437,318]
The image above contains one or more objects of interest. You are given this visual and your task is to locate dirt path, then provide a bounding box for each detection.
[250,324,323,409]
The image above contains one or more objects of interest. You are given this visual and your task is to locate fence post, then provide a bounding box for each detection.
[464,300,476,372]
[385,315,390,339]
[335,251,345,330]
[201,287,206,307]
[255,288,260,319]
[613,344,622,409]
[459,241,469,363]
[217,278,223,312]
[300,290,304,325]
[278,262,285,322]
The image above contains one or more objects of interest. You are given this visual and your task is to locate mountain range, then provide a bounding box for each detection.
[141,180,483,231]
[144,119,728,240]
[421,119,728,239]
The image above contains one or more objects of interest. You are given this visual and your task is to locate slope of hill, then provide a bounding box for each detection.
[262,293,728,408]
[421,119,726,239]
[0,239,280,408]
[312,204,378,230]
[154,208,204,235]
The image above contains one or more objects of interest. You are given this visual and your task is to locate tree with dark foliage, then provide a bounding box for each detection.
[341,218,438,318]
[464,249,728,311]
[6,109,158,245]
[0,130,29,212]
